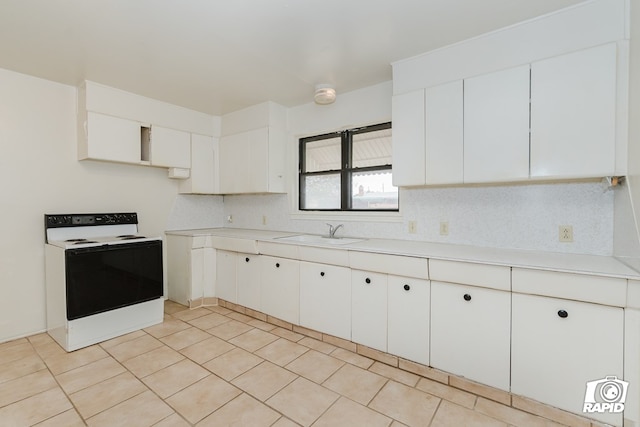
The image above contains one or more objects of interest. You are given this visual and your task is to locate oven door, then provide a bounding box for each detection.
[65,240,163,320]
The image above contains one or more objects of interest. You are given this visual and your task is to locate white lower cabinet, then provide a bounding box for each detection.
[215,250,237,303]
[387,275,430,365]
[260,256,299,324]
[166,235,215,306]
[511,293,624,426]
[299,262,351,340]
[236,253,261,311]
[351,270,387,352]
[430,281,511,391]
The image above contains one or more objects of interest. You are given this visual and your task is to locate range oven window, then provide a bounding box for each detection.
[64,240,163,320]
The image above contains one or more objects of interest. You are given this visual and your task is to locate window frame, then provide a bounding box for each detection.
[298,122,397,212]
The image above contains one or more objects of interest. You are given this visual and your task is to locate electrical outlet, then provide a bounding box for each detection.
[262,215,267,225]
[440,221,449,236]
[559,225,573,242]
[408,221,417,234]
[226,215,233,223]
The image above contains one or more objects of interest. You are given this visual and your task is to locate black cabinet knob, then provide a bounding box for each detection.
[320,272,325,277]
[245,257,250,262]
[558,310,568,318]
[365,278,371,284]
[275,263,280,268]
[463,294,471,301]
[403,284,410,291]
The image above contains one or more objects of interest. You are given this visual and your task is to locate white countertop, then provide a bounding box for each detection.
[166,228,640,280]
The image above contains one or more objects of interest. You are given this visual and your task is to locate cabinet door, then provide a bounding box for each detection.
[181,134,218,194]
[219,132,249,193]
[392,90,426,186]
[425,81,463,185]
[237,253,261,311]
[351,270,387,352]
[430,282,511,390]
[512,294,623,426]
[247,127,269,193]
[166,235,191,306]
[150,125,191,168]
[388,276,430,365]
[261,256,300,324]
[86,112,141,164]
[215,250,237,303]
[530,43,617,179]
[464,65,530,183]
[299,262,351,340]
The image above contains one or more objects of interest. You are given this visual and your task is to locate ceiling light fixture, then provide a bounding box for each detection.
[314,84,336,105]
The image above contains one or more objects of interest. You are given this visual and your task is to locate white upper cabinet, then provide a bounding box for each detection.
[425,80,464,185]
[149,125,191,169]
[180,134,219,194]
[530,43,617,179]
[463,65,531,183]
[392,90,425,187]
[81,112,142,164]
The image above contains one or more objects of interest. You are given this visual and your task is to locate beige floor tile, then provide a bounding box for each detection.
[203,347,264,381]
[33,408,85,427]
[475,397,566,427]
[431,400,507,427]
[86,390,174,427]
[449,375,511,406]
[0,351,46,384]
[266,377,339,427]
[123,345,185,378]
[99,329,146,349]
[207,319,254,340]
[271,417,302,427]
[187,312,232,330]
[0,369,58,407]
[254,338,309,366]
[27,333,55,348]
[161,327,212,351]
[197,393,281,427]
[0,387,72,426]
[330,347,374,369]
[166,375,242,424]
[32,340,67,360]
[104,333,163,362]
[416,377,477,409]
[44,344,109,375]
[247,318,278,331]
[227,312,255,323]
[171,307,213,322]
[69,371,147,419]
[145,318,191,339]
[298,336,337,354]
[231,361,298,401]
[369,361,420,387]
[323,363,387,405]
[369,381,441,427]
[271,327,305,342]
[285,349,345,384]
[0,340,36,366]
[56,356,126,394]
[207,305,233,315]
[164,300,189,315]
[313,396,393,427]
[511,395,592,427]
[142,359,210,399]
[228,328,279,352]
[154,413,191,427]
[180,335,235,365]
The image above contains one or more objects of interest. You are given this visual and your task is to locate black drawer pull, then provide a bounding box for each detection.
[558,310,568,318]
[463,294,471,301]
[245,257,250,262]
[403,284,410,291]
[275,263,280,268]
[365,278,371,284]
[320,272,325,277]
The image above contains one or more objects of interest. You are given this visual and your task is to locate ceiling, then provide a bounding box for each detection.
[0,0,587,116]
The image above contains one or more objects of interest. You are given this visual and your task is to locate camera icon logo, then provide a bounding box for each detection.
[583,376,629,414]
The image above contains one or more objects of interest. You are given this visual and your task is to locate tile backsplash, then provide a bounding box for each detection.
[221,181,615,256]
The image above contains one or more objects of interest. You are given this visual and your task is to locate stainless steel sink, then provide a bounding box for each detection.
[276,234,366,245]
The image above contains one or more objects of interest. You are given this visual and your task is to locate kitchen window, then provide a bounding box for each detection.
[299,122,398,211]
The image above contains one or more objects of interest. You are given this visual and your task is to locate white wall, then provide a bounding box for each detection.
[223,81,615,256]
[0,68,222,343]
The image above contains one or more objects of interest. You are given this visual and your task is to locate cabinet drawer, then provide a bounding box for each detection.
[349,251,428,279]
[512,268,626,307]
[211,236,258,254]
[429,259,510,291]
[298,246,349,267]
[258,241,299,259]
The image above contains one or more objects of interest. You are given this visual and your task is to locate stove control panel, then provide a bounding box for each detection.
[45,213,138,229]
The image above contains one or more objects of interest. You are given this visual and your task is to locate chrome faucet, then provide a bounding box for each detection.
[326,223,344,238]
